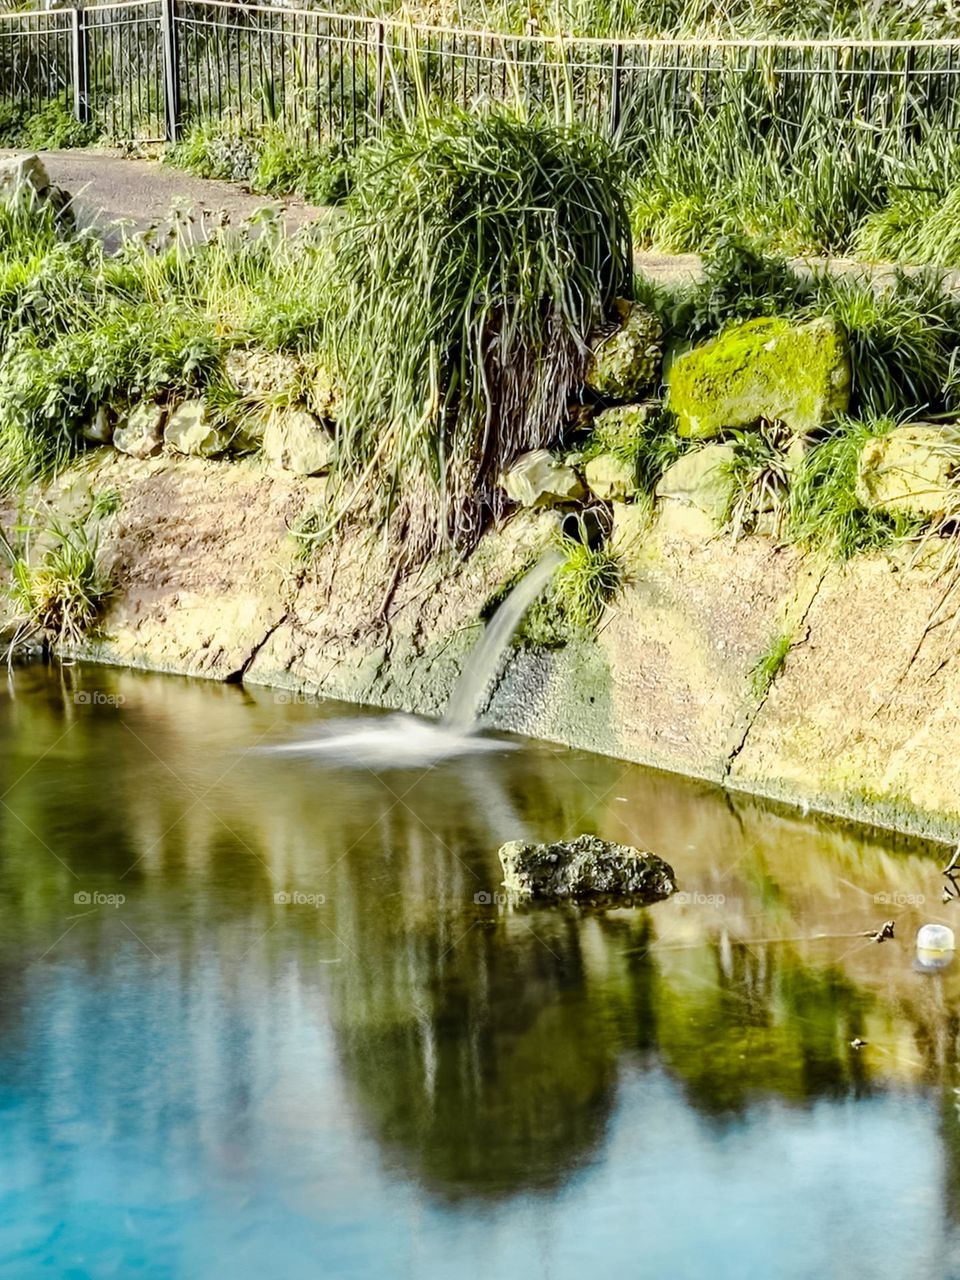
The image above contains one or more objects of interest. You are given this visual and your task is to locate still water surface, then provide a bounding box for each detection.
[1,664,960,1278]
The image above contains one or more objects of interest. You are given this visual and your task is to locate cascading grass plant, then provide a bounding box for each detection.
[315,108,633,559]
[1,511,113,651]
[787,415,922,559]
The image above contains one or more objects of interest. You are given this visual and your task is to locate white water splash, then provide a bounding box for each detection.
[266,548,562,766]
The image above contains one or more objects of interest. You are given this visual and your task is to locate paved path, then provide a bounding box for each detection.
[0,146,905,288]
[0,147,321,242]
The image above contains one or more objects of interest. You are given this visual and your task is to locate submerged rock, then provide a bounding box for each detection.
[500,449,585,508]
[114,403,165,458]
[165,400,230,457]
[668,316,849,439]
[856,424,960,519]
[262,407,335,475]
[586,300,663,401]
[498,834,676,902]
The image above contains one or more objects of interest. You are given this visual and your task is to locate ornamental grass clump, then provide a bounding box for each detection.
[317,109,633,560]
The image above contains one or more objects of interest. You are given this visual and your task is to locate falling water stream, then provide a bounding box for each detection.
[268,547,563,764]
[441,547,563,733]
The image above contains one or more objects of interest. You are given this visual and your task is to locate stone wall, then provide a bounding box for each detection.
[5,449,960,843]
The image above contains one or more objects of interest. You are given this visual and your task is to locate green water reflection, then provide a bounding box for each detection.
[1,663,959,1277]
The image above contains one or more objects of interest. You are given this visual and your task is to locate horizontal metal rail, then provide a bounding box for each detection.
[2,1,960,151]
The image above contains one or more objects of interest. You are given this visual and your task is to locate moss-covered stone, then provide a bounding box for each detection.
[586,300,663,401]
[667,316,849,439]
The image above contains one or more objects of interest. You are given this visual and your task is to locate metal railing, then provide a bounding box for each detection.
[0,7,74,122]
[4,2,960,150]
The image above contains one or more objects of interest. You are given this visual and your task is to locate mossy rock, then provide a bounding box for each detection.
[586,300,663,401]
[667,316,849,439]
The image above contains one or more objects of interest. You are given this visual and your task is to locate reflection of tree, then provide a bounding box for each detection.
[654,940,874,1117]
[3,664,960,1202]
[327,908,659,1199]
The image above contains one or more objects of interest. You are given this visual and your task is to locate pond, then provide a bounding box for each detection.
[0,664,958,1279]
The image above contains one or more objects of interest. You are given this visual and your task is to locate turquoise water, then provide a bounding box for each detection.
[1,664,959,1279]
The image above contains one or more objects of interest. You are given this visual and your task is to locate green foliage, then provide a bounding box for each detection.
[2,510,112,648]
[508,535,624,647]
[551,537,623,632]
[750,629,794,699]
[669,235,808,344]
[581,403,688,492]
[0,99,97,150]
[170,122,352,205]
[722,423,792,540]
[625,83,889,258]
[787,415,921,559]
[316,108,632,558]
[808,270,960,418]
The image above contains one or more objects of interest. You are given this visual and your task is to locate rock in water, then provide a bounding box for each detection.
[498,834,676,902]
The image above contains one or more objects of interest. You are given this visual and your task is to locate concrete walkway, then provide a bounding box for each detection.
[0,146,904,288]
[0,147,321,242]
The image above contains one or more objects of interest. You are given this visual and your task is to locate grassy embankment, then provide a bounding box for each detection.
[4,107,960,646]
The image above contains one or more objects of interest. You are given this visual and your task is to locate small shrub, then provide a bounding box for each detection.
[722,423,792,540]
[549,536,623,634]
[787,415,921,559]
[318,108,632,559]
[810,270,960,418]
[750,630,794,699]
[2,514,111,648]
[17,100,97,151]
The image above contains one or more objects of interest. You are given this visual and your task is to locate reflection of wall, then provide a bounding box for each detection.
[2,663,960,1203]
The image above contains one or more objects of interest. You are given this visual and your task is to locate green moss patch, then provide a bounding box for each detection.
[667,316,850,439]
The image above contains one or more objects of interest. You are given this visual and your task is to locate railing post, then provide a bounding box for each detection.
[608,41,622,137]
[900,45,916,152]
[375,22,385,127]
[160,0,181,143]
[71,5,90,126]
